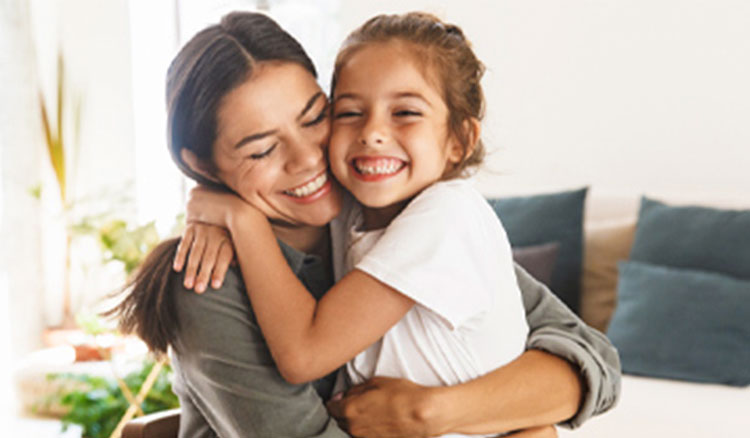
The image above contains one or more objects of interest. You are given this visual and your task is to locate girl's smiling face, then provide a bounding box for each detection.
[211,61,342,227]
[329,41,464,216]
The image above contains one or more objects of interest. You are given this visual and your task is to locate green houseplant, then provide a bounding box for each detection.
[49,360,178,438]
[38,51,82,328]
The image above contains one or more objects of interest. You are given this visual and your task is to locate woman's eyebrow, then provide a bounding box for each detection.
[234,129,276,150]
[233,92,325,150]
[297,91,325,121]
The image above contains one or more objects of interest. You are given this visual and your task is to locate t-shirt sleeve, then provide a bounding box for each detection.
[355,183,515,329]
[516,264,622,428]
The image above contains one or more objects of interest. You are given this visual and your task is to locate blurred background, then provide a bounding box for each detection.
[1,0,748,436]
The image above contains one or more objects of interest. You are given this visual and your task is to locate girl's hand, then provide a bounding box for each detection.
[174,222,235,293]
[185,185,245,229]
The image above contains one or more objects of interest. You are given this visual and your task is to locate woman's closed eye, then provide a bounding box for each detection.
[249,143,277,160]
[303,105,329,127]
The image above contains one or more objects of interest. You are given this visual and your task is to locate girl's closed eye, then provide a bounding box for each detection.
[249,143,277,160]
[334,109,363,120]
[394,109,422,117]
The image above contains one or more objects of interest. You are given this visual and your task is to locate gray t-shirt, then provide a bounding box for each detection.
[170,240,620,437]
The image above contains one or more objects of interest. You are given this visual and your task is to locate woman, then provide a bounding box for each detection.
[113,11,619,438]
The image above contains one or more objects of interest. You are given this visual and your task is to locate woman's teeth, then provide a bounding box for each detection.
[285,173,327,198]
[353,158,405,175]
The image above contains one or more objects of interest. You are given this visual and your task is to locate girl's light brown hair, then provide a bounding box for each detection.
[332,12,486,177]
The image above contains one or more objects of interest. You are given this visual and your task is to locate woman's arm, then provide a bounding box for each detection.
[327,350,579,437]
[325,265,621,437]
[185,187,415,384]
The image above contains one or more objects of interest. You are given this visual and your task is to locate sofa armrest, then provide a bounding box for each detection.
[122,408,180,438]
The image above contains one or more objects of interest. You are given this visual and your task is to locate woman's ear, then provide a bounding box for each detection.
[447,117,482,164]
[180,148,221,184]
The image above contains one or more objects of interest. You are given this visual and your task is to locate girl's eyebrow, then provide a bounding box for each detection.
[333,91,432,107]
[333,92,359,102]
[393,91,432,107]
[234,91,325,150]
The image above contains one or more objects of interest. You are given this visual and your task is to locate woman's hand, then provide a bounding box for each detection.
[326,376,440,438]
[174,222,235,293]
[507,426,558,438]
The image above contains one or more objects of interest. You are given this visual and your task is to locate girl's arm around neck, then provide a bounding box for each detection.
[228,207,414,384]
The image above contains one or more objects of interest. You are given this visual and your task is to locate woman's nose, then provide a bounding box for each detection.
[285,131,325,174]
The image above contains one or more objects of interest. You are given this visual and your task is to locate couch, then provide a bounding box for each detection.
[559,191,750,437]
[123,190,750,438]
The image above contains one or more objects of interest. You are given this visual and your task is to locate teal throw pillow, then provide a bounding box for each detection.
[488,187,587,313]
[630,197,750,280]
[607,261,750,387]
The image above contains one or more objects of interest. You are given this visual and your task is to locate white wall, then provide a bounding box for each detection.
[338,1,750,213]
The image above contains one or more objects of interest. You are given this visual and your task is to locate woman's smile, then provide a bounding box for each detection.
[282,170,333,203]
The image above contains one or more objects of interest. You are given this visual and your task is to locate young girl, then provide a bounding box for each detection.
[186,11,529,430]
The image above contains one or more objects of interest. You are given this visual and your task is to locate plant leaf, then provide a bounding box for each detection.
[39,89,66,202]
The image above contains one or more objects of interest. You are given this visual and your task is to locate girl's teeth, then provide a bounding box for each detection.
[355,159,403,175]
[285,173,327,198]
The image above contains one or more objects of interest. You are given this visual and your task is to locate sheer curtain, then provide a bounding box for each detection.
[0,0,46,358]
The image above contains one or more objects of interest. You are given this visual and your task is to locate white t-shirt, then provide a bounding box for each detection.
[331,179,528,394]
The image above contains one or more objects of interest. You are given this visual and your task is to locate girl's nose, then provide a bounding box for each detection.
[359,115,387,147]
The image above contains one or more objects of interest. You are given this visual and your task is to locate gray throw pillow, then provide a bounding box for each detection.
[607,261,750,387]
[512,242,560,288]
[489,187,587,313]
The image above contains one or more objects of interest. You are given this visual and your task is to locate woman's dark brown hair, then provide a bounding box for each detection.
[108,11,317,355]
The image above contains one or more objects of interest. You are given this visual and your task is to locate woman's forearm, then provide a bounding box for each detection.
[425,349,583,435]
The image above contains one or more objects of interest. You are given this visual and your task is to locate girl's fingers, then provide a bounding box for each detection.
[211,242,234,289]
[174,224,195,272]
[195,237,223,293]
[183,229,207,291]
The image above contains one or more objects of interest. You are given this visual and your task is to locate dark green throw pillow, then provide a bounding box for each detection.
[607,261,750,387]
[630,197,750,280]
[489,187,587,313]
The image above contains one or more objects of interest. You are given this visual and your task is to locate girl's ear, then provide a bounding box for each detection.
[447,117,481,164]
[181,148,221,184]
